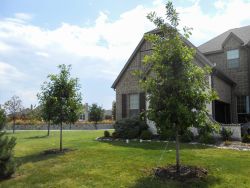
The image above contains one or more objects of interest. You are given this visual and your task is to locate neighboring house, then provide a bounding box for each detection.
[199,25,250,123]
[111,27,240,130]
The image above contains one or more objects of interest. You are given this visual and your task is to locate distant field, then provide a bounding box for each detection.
[0,130,249,188]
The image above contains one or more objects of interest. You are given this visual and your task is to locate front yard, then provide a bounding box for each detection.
[0,130,249,188]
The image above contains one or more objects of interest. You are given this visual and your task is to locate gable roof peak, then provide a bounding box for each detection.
[198,25,250,54]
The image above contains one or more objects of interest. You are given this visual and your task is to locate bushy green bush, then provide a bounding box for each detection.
[104,130,110,138]
[197,124,217,144]
[159,128,194,142]
[113,117,148,139]
[198,134,216,144]
[180,129,194,143]
[242,134,250,143]
[220,128,233,141]
[140,130,153,140]
[112,132,118,139]
[159,128,175,141]
[0,108,16,179]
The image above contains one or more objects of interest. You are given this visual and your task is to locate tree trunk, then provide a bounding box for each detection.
[47,121,50,136]
[60,122,63,152]
[94,122,97,130]
[12,119,15,134]
[70,124,71,130]
[175,125,180,174]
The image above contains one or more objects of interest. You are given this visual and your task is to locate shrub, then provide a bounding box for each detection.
[113,117,148,139]
[242,134,250,143]
[159,128,194,142]
[180,129,194,143]
[112,132,119,139]
[197,124,217,144]
[140,130,153,140]
[198,134,216,144]
[0,109,16,179]
[104,130,110,138]
[220,127,233,141]
[159,128,175,141]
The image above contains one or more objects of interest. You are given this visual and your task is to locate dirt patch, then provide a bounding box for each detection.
[154,165,208,181]
[43,148,75,155]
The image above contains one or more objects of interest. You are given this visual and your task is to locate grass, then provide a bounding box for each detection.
[0,130,249,188]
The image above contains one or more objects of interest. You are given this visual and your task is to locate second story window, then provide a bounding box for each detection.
[227,49,239,68]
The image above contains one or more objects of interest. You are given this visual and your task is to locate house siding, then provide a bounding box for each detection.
[116,41,151,120]
[115,40,215,120]
[206,38,249,96]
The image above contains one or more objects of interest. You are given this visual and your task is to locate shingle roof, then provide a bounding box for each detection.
[198,25,250,54]
[111,28,236,89]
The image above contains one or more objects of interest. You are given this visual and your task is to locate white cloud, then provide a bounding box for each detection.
[14,13,33,21]
[35,51,49,58]
[0,41,11,51]
[0,61,26,85]
[1,0,250,107]
[214,0,226,9]
[177,0,250,45]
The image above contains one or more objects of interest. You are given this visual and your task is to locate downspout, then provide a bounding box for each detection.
[247,45,250,118]
[211,72,215,119]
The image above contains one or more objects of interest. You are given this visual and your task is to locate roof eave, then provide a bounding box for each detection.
[111,36,145,89]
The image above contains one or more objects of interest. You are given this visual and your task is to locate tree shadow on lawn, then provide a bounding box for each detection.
[101,140,210,151]
[130,174,222,188]
[15,148,72,167]
[24,135,49,139]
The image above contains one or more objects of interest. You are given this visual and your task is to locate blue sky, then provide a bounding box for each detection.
[1,0,250,109]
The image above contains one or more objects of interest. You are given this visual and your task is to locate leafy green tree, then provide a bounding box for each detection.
[38,83,56,136]
[0,108,6,130]
[89,104,104,129]
[38,64,82,151]
[138,1,217,173]
[0,108,16,179]
[4,95,23,133]
[27,105,42,121]
[112,101,116,121]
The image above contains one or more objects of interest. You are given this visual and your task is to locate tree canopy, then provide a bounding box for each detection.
[138,1,217,173]
[89,104,104,129]
[38,64,82,151]
[4,95,23,133]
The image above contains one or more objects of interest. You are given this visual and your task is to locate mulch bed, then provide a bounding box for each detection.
[154,165,208,181]
[43,148,75,155]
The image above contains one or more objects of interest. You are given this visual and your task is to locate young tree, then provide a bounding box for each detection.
[38,85,55,136]
[4,95,23,133]
[89,104,104,129]
[112,101,116,121]
[138,2,217,173]
[0,108,16,179]
[39,64,82,151]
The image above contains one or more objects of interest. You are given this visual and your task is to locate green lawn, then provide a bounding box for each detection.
[0,130,249,188]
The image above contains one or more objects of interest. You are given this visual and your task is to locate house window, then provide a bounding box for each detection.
[237,96,246,114]
[129,94,139,117]
[237,96,250,123]
[237,96,250,114]
[227,49,239,68]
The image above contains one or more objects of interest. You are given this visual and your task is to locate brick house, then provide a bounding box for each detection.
[112,26,250,129]
[199,25,250,123]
